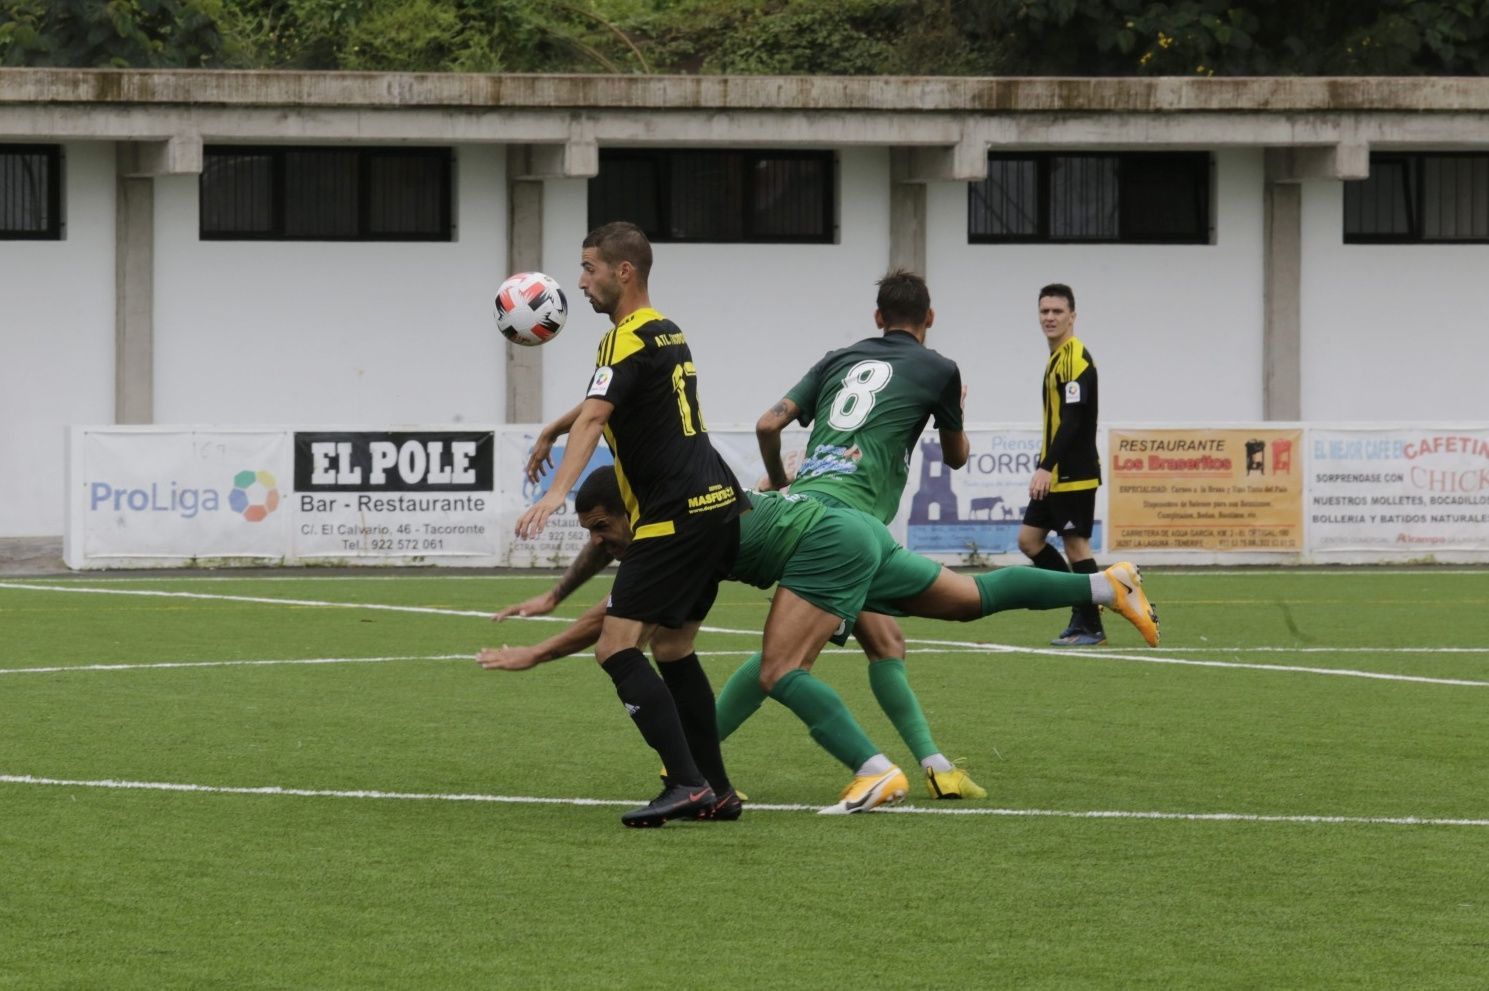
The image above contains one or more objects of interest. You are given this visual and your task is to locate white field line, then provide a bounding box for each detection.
[3,580,1485,688]
[897,637,1489,687]
[26,569,1489,581]
[3,773,1486,828]
[27,574,567,583]
[0,647,879,676]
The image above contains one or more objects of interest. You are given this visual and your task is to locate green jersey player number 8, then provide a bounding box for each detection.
[829,359,894,431]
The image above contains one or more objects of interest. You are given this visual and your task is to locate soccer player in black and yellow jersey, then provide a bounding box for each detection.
[1019,283,1109,646]
[514,221,743,827]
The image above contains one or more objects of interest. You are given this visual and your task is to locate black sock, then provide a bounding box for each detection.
[601,647,705,788]
[658,653,732,794]
[1029,544,1071,572]
[1070,558,1103,631]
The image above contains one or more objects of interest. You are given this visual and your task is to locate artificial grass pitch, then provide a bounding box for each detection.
[2,568,1487,989]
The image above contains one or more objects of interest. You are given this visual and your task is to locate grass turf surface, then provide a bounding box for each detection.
[3,568,1488,989]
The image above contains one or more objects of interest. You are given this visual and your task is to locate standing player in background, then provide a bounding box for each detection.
[513,221,743,828]
[751,269,987,801]
[1018,283,1108,646]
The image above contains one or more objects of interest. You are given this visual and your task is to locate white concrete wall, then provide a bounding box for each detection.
[0,143,117,536]
[1301,179,1489,421]
[537,147,896,428]
[8,141,1489,539]
[927,149,1268,425]
[152,144,508,427]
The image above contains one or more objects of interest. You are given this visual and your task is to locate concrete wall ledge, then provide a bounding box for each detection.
[7,68,1489,114]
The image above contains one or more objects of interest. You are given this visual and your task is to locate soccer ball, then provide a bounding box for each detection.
[494,271,568,347]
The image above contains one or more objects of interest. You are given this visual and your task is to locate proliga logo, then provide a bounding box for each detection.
[229,469,280,522]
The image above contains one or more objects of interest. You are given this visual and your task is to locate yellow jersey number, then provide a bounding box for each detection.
[670,361,707,437]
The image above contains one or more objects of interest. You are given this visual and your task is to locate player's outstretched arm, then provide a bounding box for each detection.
[515,399,612,539]
[478,597,608,670]
[492,541,614,622]
[526,402,585,483]
[756,397,801,491]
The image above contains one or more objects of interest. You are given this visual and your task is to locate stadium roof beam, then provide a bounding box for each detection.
[5,70,1489,153]
[6,70,1489,113]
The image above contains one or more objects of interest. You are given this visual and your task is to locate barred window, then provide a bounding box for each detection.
[200,146,453,241]
[1345,153,1489,243]
[0,144,62,240]
[970,153,1211,244]
[589,149,835,243]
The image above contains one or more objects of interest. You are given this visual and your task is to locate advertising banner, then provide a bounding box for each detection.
[1309,428,1489,552]
[902,429,1068,562]
[74,429,291,563]
[494,427,614,568]
[1108,428,1303,551]
[291,431,497,561]
[494,426,808,567]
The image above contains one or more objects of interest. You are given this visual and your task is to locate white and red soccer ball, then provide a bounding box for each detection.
[494,271,568,346]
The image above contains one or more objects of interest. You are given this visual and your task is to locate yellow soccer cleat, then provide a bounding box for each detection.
[925,764,987,800]
[818,766,910,815]
[1104,561,1160,647]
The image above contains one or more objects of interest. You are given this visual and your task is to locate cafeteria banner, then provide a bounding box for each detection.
[1309,428,1489,552]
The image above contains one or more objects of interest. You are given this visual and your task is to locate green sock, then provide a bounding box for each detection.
[769,669,878,771]
[974,567,1093,614]
[715,652,766,742]
[867,658,938,764]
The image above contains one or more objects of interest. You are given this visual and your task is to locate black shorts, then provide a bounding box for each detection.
[1022,488,1098,539]
[607,516,740,628]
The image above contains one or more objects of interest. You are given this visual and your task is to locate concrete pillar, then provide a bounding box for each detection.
[505,147,545,424]
[114,145,154,424]
[1262,152,1304,421]
[888,149,927,276]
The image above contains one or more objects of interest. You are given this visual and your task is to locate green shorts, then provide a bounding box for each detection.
[780,504,941,623]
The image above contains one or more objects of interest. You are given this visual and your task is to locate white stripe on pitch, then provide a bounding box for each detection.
[0,649,867,676]
[4,581,1484,688]
[3,773,1485,828]
[898,637,1489,687]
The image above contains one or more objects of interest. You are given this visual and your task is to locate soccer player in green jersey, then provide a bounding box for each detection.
[752,270,985,800]
[479,468,1160,815]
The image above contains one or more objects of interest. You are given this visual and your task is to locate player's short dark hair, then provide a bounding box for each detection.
[1038,283,1076,311]
[574,466,624,517]
[583,222,653,283]
[876,269,931,326]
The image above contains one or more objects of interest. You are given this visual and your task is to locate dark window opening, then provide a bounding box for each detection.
[970,153,1211,244]
[589,149,835,243]
[201,146,453,241]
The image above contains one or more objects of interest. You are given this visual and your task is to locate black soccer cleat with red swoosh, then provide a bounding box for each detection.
[621,781,718,828]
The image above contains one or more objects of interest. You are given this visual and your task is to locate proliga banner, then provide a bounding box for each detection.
[1309,428,1489,552]
[73,428,292,563]
[1108,428,1303,551]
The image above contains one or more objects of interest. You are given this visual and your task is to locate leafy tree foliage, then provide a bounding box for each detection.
[960,0,1489,76]
[4,0,1489,75]
[1,0,226,67]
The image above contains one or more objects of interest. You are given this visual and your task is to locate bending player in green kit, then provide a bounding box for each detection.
[753,269,982,799]
[479,467,1160,815]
